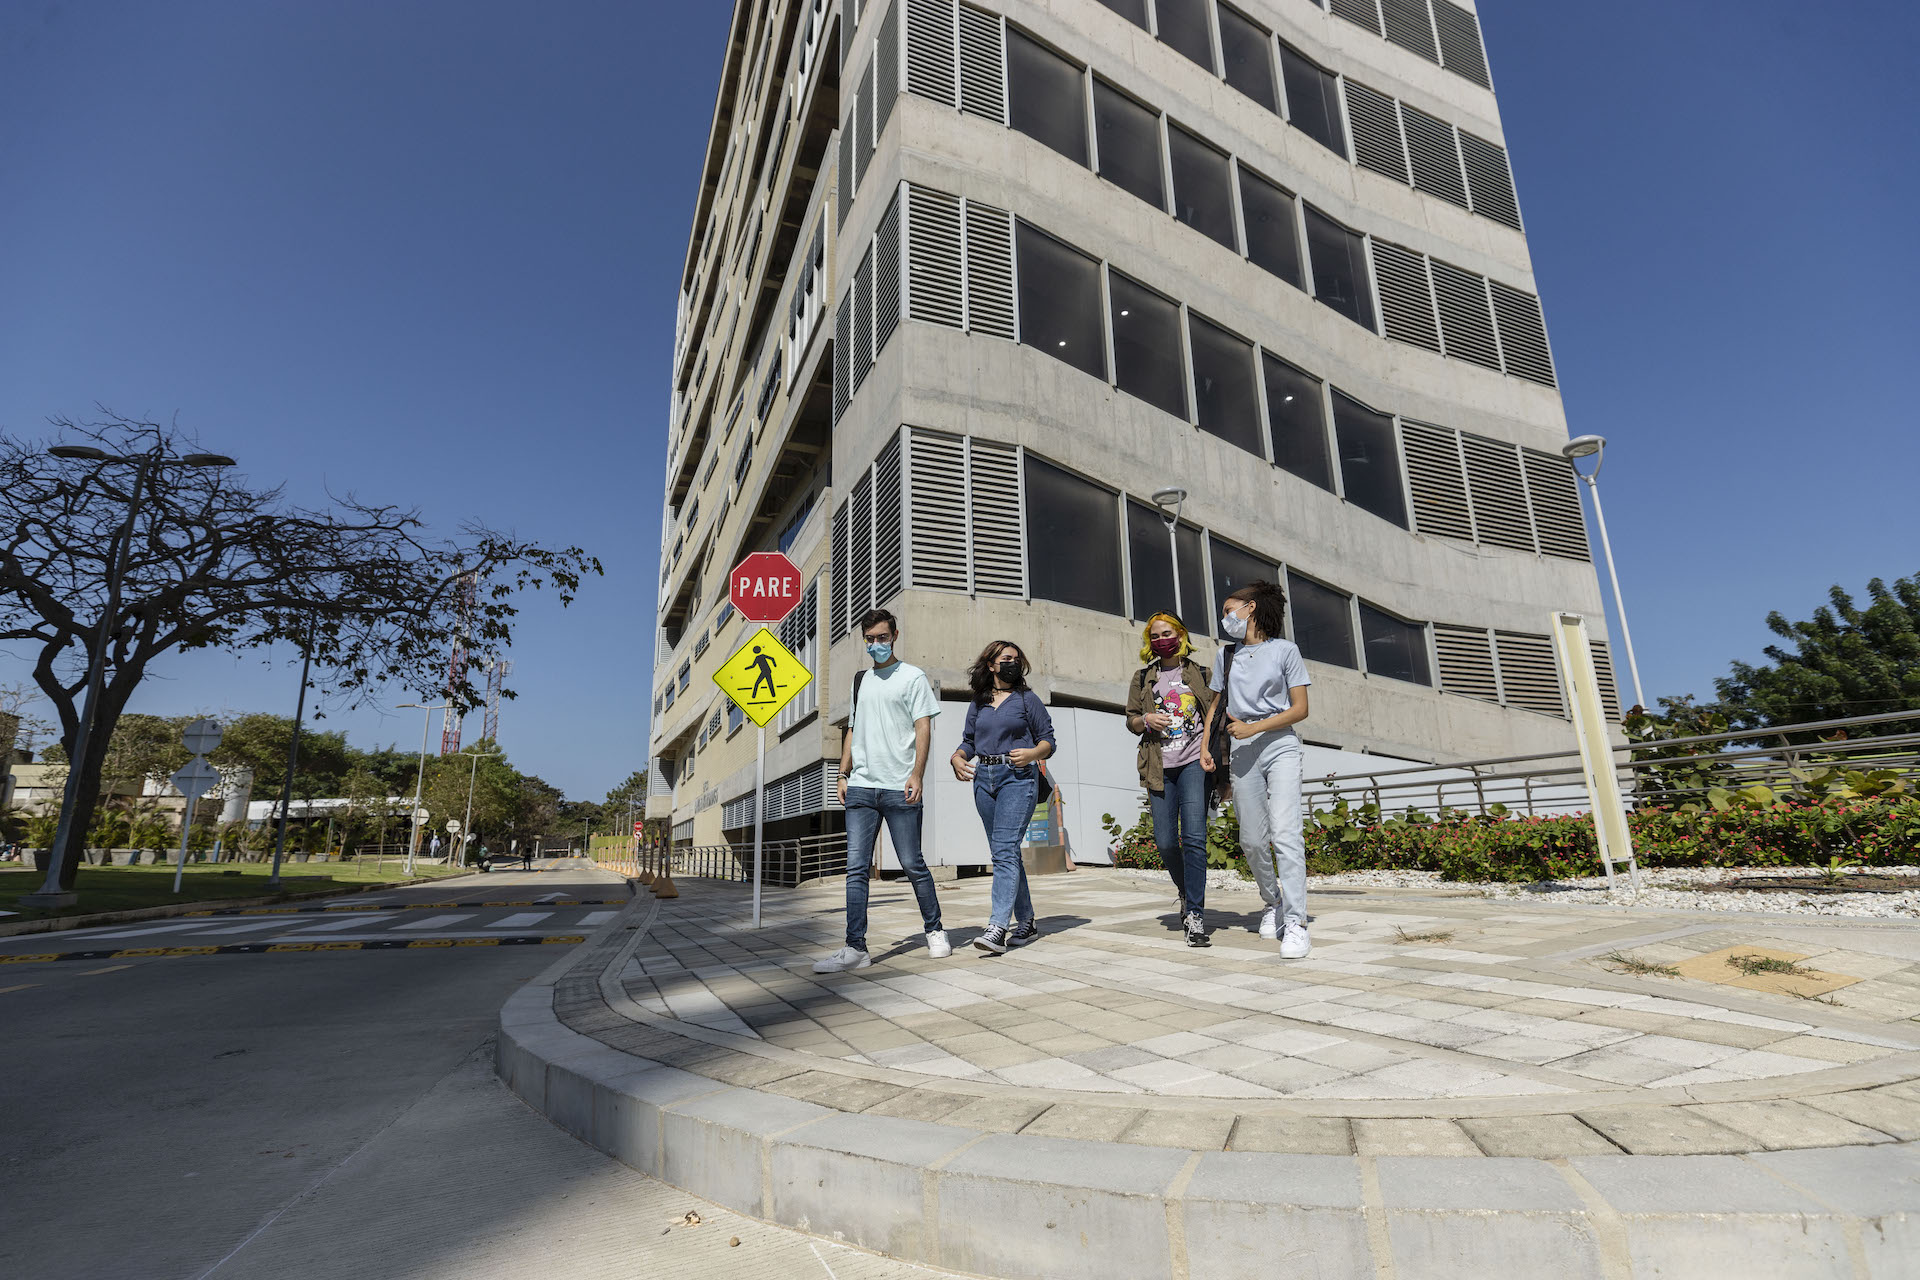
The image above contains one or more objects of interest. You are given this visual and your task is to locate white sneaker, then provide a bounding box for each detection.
[1259,906,1280,940]
[925,929,952,959]
[1279,922,1311,959]
[811,946,872,973]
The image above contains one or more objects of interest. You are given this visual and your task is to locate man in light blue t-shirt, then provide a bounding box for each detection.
[813,608,949,972]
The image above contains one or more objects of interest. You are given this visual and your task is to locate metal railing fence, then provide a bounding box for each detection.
[601,833,851,890]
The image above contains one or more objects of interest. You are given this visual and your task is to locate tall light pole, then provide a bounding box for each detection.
[457,747,501,866]
[1562,435,1646,711]
[1150,486,1188,620]
[22,443,235,909]
[397,701,449,876]
[267,617,319,890]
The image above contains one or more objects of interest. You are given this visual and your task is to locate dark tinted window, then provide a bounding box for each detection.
[1361,604,1431,684]
[1287,572,1357,668]
[1239,168,1303,289]
[1209,539,1279,641]
[1154,0,1216,72]
[1110,273,1187,419]
[1280,43,1347,158]
[1188,315,1261,456]
[1262,355,1332,490]
[1127,499,1206,623]
[1332,391,1407,527]
[1217,5,1277,111]
[1168,126,1236,251]
[1093,80,1165,210]
[1026,457,1123,614]
[1017,222,1106,380]
[1305,206,1375,330]
[1007,30,1089,166]
[1093,0,1149,25]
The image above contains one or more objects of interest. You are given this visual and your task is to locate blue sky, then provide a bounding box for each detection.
[2,0,1914,798]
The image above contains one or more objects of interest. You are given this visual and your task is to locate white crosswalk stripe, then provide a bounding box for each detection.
[286,915,386,933]
[578,911,615,927]
[202,920,306,936]
[392,914,473,931]
[81,920,232,940]
[487,912,551,929]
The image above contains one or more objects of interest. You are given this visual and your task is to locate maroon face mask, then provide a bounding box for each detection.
[1149,636,1181,657]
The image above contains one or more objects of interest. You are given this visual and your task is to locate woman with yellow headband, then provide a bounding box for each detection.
[1123,613,1216,947]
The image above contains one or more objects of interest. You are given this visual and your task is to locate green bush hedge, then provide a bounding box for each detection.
[1103,798,1920,882]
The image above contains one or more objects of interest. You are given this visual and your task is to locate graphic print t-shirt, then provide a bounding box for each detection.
[1151,666,1205,769]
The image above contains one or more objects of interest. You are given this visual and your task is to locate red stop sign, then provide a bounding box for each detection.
[729,552,803,623]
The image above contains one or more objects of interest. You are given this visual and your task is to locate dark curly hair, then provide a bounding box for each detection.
[1224,580,1288,645]
[967,639,1031,705]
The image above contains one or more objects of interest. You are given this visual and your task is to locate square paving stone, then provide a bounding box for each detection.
[936,1095,1052,1133]
[1574,1106,1756,1155]
[1118,1109,1236,1150]
[1352,1118,1481,1157]
[1459,1114,1621,1157]
[1686,1100,1892,1150]
[1227,1114,1354,1155]
[1067,1045,1159,1072]
[1225,1057,1349,1093]
[1803,1088,1920,1140]
[1569,1153,1827,1214]
[863,1088,977,1124]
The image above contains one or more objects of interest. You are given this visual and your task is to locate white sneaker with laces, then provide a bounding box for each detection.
[1258,906,1280,940]
[925,929,952,958]
[811,946,872,973]
[1279,922,1311,959]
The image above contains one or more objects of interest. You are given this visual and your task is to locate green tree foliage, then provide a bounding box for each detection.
[1714,572,1920,740]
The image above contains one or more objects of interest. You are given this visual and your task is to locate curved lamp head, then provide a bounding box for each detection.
[181,453,237,467]
[1150,486,1188,513]
[48,445,110,461]
[1561,434,1607,476]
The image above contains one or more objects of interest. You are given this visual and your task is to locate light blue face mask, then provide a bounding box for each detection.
[866,641,894,664]
[1221,612,1249,641]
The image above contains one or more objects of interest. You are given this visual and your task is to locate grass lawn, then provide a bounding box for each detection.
[0,860,468,921]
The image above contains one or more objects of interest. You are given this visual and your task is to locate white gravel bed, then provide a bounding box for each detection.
[1113,864,1920,919]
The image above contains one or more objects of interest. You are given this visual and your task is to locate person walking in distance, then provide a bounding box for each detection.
[1125,614,1216,947]
[1201,582,1313,957]
[950,641,1055,955]
[814,609,949,973]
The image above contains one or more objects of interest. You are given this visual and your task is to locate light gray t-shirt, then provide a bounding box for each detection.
[1210,638,1312,730]
[847,661,941,789]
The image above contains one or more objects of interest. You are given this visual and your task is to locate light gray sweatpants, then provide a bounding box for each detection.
[1230,730,1307,927]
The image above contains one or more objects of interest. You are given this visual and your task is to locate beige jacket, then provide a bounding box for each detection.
[1123,657,1215,794]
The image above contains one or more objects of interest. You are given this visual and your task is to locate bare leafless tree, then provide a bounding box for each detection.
[0,412,601,891]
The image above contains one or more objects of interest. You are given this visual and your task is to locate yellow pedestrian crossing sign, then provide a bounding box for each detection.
[713,627,814,726]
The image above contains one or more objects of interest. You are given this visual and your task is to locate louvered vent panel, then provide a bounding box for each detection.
[1402,422,1473,541]
[874,192,902,355]
[1589,639,1622,720]
[1434,625,1498,703]
[875,0,900,142]
[905,0,958,105]
[1401,105,1467,206]
[1431,259,1501,370]
[907,428,970,591]
[830,499,850,638]
[1381,0,1438,61]
[1496,632,1564,717]
[1330,0,1382,36]
[1490,281,1556,386]
[1459,131,1520,229]
[1372,241,1441,353]
[832,299,852,422]
[1461,434,1534,551]
[905,185,964,327]
[969,439,1025,597]
[837,124,854,225]
[851,250,873,393]
[850,469,875,624]
[873,433,905,603]
[854,76,872,186]
[1433,0,1491,88]
[964,201,1017,339]
[1522,449,1590,561]
[956,4,1007,125]
[1344,81,1408,183]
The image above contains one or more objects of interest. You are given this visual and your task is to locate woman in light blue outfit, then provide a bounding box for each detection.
[1200,581,1313,958]
[949,639,1055,955]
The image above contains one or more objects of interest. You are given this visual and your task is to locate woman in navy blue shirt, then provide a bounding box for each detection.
[949,639,1055,954]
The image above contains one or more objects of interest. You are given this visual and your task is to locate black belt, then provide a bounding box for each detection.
[977,754,1018,764]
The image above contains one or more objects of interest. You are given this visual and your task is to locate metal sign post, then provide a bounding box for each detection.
[169,749,222,894]
[753,723,766,929]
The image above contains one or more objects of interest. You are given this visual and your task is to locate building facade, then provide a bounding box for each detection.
[650,0,1617,862]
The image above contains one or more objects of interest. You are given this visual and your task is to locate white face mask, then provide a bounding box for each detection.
[1221,611,1249,640]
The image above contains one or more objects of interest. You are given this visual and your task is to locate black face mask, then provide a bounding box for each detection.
[997,660,1021,682]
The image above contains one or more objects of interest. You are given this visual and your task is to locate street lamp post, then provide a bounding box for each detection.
[1150,486,1189,620]
[22,443,235,909]
[1562,435,1646,711]
[267,618,319,890]
[397,701,449,876]
[457,747,501,867]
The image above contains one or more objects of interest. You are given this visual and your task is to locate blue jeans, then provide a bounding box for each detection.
[1149,759,1208,912]
[972,762,1037,929]
[843,786,943,952]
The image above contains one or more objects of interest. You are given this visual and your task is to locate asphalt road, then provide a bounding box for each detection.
[0,866,966,1280]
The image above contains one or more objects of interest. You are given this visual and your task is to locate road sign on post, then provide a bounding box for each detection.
[169,749,223,894]
[714,626,815,930]
[729,551,804,624]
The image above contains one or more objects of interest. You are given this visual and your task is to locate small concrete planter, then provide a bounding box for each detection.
[109,849,138,867]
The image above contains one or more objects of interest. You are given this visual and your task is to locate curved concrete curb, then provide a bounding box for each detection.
[499,905,1920,1278]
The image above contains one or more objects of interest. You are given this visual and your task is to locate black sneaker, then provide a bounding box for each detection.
[1183,911,1211,948]
[1008,920,1040,948]
[972,924,1009,955]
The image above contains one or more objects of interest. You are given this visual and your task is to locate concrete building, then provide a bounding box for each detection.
[649,0,1617,864]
